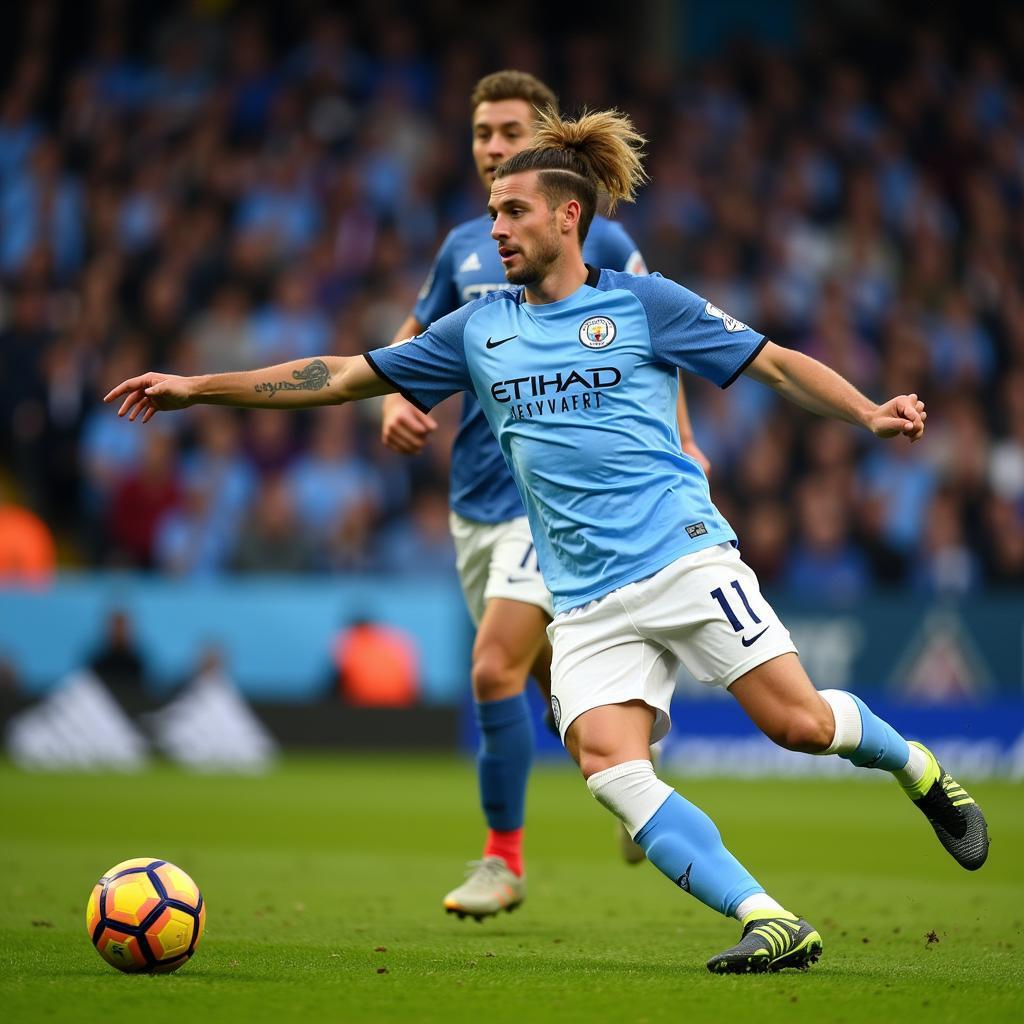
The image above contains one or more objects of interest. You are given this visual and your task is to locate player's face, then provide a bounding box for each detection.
[472,99,536,189]
[488,172,565,286]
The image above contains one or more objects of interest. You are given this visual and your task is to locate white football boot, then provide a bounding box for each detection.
[443,856,525,921]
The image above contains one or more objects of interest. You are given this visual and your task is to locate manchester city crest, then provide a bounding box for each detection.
[578,315,616,349]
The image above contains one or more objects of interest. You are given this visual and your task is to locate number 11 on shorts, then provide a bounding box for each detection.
[710,580,762,632]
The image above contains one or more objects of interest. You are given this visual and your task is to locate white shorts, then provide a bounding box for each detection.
[547,543,797,743]
[449,512,554,625]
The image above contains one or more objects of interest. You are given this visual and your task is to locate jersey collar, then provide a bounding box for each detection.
[516,264,602,308]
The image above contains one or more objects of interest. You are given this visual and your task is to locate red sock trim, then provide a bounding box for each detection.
[483,828,524,876]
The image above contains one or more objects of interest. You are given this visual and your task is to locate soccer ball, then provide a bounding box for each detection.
[86,858,206,973]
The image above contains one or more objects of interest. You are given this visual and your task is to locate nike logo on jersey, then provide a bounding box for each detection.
[486,334,518,349]
[506,574,535,584]
[459,251,482,272]
[741,627,770,647]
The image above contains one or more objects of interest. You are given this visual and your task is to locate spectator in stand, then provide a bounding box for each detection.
[332,618,419,707]
[0,492,56,585]
[232,475,316,574]
[988,369,1024,506]
[784,481,871,605]
[235,147,320,261]
[179,408,256,545]
[859,435,939,558]
[89,608,148,712]
[153,477,227,578]
[982,495,1024,586]
[249,270,332,365]
[912,489,980,595]
[184,282,256,375]
[108,430,180,568]
[285,404,380,546]
[0,1,1018,591]
[0,135,83,279]
[738,500,791,589]
[244,408,299,479]
[372,485,457,577]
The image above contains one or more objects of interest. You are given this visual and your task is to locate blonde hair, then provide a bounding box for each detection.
[495,107,648,240]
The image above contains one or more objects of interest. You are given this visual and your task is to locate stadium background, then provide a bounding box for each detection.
[0,0,1022,774]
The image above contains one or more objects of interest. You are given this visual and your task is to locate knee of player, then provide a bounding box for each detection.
[471,648,525,700]
[576,749,624,780]
[573,735,637,779]
[771,707,834,753]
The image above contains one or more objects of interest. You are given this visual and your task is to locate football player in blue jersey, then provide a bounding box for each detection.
[107,107,989,975]
[380,71,706,914]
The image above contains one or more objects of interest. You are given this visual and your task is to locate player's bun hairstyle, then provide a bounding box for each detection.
[470,70,558,117]
[494,107,648,243]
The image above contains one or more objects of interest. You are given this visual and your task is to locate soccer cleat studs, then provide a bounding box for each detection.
[706,914,823,974]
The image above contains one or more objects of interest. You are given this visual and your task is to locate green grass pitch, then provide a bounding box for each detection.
[1,756,1021,1023]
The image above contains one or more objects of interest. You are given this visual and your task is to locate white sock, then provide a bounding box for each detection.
[586,759,672,839]
[817,689,862,755]
[819,690,923,779]
[893,743,930,787]
[733,893,787,921]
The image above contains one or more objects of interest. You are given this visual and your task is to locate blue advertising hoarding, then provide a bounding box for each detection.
[2,578,1022,774]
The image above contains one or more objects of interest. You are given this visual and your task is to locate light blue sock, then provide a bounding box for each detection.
[476,694,533,831]
[824,690,910,772]
[634,792,764,917]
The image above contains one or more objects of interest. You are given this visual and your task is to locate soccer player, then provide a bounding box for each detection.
[380,70,706,914]
[106,108,989,974]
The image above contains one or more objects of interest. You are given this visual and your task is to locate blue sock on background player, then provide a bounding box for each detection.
[476,694,533,875]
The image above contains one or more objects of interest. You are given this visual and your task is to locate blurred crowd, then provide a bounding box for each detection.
[0,0,1022,600]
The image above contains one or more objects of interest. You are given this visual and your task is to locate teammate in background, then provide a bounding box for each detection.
[380,70,708,914]
[105,108,989,975]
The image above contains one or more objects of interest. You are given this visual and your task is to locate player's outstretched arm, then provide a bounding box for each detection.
[380,315,439,455]
[104,356,393,423]
[744,341,926,442]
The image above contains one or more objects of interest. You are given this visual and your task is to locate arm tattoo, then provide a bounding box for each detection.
[254,359,331,397]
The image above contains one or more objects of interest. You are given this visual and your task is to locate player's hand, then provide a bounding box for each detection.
[869,393,926,442]
[104,372,195,423]
[681,438,712,476]
[381,393,437,455]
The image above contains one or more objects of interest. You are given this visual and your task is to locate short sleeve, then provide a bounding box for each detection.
[412,230,461,325]
[365,303,475,412]
[634,274,766,388]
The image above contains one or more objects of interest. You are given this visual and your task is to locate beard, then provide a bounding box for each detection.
[503,231,562,286]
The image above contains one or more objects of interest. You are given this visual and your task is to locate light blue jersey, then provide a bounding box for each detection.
[413,214,644,523]
[367,266,765,613]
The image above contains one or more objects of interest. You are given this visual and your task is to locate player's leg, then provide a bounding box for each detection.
[470,594,548,865]
[729,654,989,869]
[444,515,551,920]
[529,645,551,702]
[553,586,821,973]
[565,703,820,973]
[529,612,647,864]
[680,543,991,872]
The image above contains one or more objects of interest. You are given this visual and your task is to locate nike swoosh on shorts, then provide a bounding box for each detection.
[741,627,770,647]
